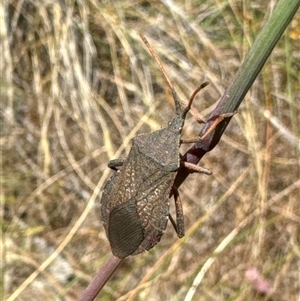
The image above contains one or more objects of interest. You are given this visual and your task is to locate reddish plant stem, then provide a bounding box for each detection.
[78,255,123,301]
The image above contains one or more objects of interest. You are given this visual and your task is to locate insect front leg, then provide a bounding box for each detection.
[108,158,124,170]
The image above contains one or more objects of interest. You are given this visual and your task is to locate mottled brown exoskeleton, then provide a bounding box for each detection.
[100,36,218,259]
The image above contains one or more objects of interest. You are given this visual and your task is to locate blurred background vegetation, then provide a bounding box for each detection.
[1,0,299,300]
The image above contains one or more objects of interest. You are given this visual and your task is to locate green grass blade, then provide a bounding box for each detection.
[198,0,300,151]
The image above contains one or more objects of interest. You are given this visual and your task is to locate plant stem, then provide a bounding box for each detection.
[175,0,300,188]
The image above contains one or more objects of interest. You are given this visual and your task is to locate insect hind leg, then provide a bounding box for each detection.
[169,187,185,238]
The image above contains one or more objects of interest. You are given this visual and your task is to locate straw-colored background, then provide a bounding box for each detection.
[2,1,299,300]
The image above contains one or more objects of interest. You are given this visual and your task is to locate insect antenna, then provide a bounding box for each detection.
[140,34,182,115]
[181,81,210,120]
[187,82,210,109]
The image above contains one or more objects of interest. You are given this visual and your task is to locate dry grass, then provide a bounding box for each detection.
[1,0,299,300]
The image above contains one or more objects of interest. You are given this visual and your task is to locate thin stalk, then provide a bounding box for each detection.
[175,0,300,188]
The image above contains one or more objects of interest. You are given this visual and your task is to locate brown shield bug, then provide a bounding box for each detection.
[100,35,222,259]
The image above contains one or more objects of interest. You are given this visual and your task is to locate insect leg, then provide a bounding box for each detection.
[168,214,177,233]
[172,187,185,238]
[168,188,185,237]
[181,161,212,175]
[181,111,237,144]
[108,158,124,170]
